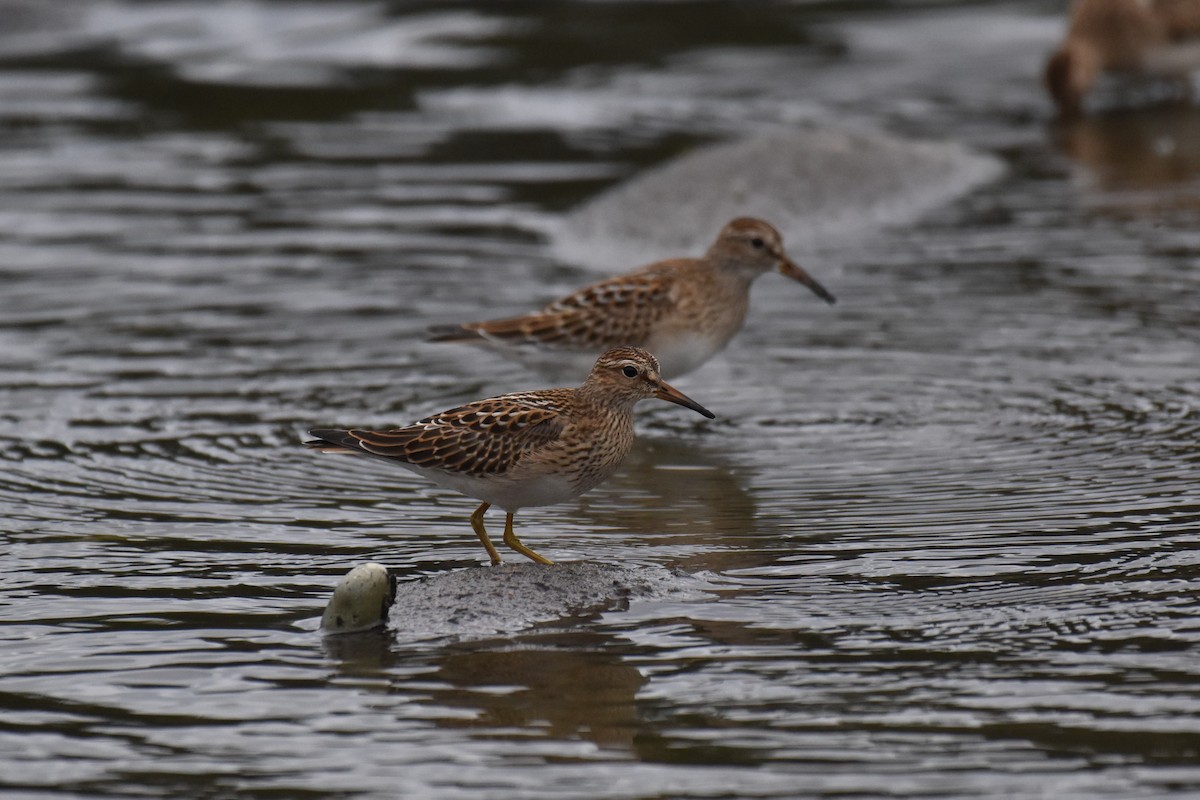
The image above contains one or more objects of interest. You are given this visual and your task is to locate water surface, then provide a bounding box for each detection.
[1,2,1199,798]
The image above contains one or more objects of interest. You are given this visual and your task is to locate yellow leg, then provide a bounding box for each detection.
[503,512,554,565]
[469,502,502,566]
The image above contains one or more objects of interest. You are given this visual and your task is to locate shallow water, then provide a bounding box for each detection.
[2,1,1199,798]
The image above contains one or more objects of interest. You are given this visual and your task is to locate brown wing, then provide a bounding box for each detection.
[429,263,686,350]
[307,393,568,477]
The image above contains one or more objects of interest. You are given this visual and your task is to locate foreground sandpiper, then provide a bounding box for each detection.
[428,217,834,379]
[306,347,714,566]
[1045,0,1200,116]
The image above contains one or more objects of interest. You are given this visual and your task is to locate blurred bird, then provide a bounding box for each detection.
[1046,0,1200,116]
[428,217,834,380]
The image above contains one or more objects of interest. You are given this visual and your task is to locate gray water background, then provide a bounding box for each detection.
[1,2,1199,798]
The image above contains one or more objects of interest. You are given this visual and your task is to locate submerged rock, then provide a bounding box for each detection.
[557,127,1004,269]
[322,560,708,638]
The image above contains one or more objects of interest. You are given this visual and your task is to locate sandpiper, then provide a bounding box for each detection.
[428,217,835,379]
[306,347,714,566]
[1045,0,1200,116]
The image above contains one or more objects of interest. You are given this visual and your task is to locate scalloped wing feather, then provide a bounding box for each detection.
[334,393,570,477]
[463,263,686,349]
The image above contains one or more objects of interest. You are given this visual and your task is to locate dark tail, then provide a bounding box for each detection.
[426,324,483,343]
[305,428,361,453]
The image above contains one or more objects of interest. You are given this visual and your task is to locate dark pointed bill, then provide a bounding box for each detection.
[779,258,836,305]
[654,382,716,419]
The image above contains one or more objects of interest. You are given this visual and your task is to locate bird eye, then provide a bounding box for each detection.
[622,365,638,378]
[750,237,765,249]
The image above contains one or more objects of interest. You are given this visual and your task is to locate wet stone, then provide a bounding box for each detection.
[382,560,709,638]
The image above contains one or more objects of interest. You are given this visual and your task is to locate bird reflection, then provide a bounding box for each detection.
[1052,105,1200,199]
[576,433,775,574]
[431,636,646,750]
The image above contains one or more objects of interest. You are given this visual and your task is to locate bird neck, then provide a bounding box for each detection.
[703,250,767,288]
[1046,39,1102,114]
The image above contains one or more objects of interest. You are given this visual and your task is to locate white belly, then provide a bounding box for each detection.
[411,465,580,512]
[643,330,727,379]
